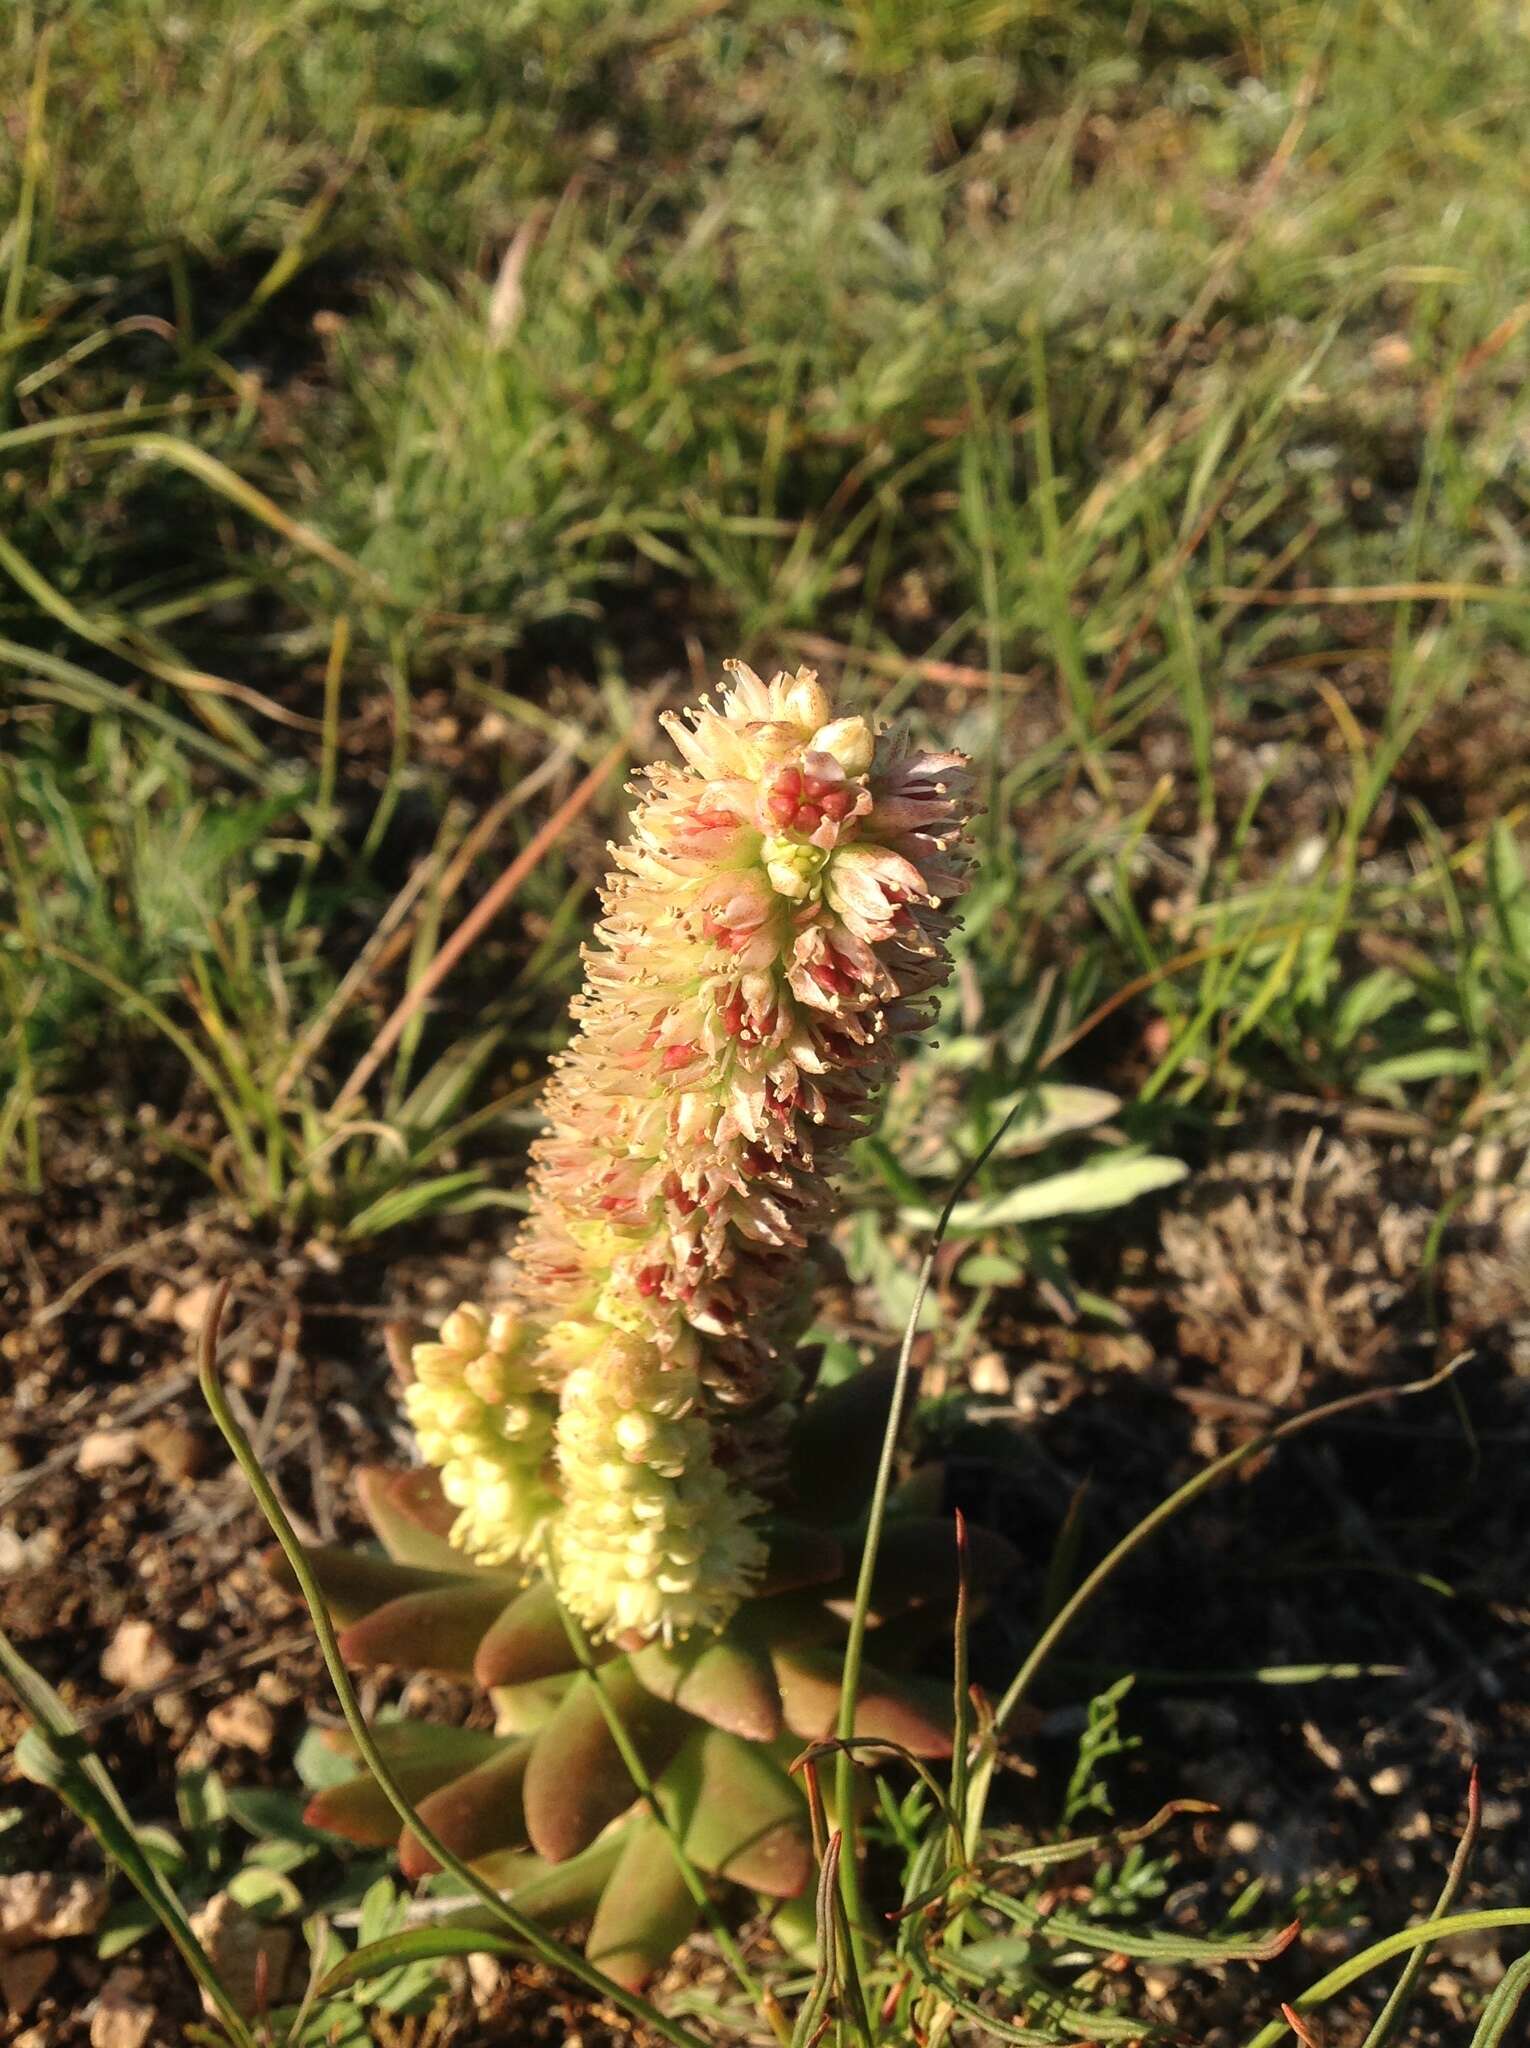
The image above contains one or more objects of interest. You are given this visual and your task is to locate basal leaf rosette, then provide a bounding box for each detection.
[408,662,975,1647]
[279,1372,1019,1988]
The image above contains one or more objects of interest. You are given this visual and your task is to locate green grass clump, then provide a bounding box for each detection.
[3,4,1530,2040]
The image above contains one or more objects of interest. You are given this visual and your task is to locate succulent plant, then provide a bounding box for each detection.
[275,1366,1018,1988]
[271,664,998,1987]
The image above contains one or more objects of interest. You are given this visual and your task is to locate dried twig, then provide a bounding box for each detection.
[329,726,638,1116]
[781,630,1037,695]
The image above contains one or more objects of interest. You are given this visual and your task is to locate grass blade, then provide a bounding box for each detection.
[0,1629,257,2047]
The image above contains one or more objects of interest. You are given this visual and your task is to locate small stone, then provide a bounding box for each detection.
[100,1620,176,1692]
[172,1281,218,1337]
[466,1950,502,2008]
[137,1421,207,1483]
[0,1948,56,2017]
[1370,333,1414,371]
[1369,1766,1409,1797]
[75,1430,140,1477]
[90,1971,156,2048]
[0,1875,108,1949]
[206,1694,276,1756]
[967,1351,1010,1396]
[143,1282,179,1322]
[152,1692,192,1733]
[188,1895,295,2018]
[1224,1821,1261,1855]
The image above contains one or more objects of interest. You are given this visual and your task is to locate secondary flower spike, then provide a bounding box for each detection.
[408,662,974,1641]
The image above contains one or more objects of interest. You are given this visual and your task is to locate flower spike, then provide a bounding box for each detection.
[408,663,974,1640]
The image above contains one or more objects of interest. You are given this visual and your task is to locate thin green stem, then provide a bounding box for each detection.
[1244,1909,1530,2048]
[1361,1767,1479,2048]
[834,1091,1037,2034]
[197,1283,712,2048]
[964,1356,1472,1845]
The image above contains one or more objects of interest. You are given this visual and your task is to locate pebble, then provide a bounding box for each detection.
[0,1874,108,1948]
[142,1282,179,1323]
[1224,1821,1261,1855]
[100,1620,176,1692]
[1368,1765,1410,1797]
[74,1430,140,1477]
[188,1895,295,2018]
[172,1281,219,1336]
[206,1693,276,1756]
[89,1970,156,2048]
[137,1420,207,1483]
[0,1948,56,2018]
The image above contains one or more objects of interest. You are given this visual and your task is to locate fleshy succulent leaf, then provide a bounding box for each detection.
[398,1737,533,1879]
[470,1833,626,1916]
[735,1590,849,1657]
[772,1646,953,1758]
[584,1815,700,1991]
[658,1727,813,1898]
[305,1725,505,1846]
[355,1466,462,1569]
[338,1578,520,1676]
[265,1543,478,1626]
[522,1662,688,1863]
[756,1519,845,1597]
[782,1366,897,1527]
[846,1516,1023,1625]
[629,1627,783,1742]
[488,1675,575,1734]
[474,1578,592,1689]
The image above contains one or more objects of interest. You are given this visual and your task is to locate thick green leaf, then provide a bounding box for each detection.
[585,1815,699,1990]
[265,1543,477,1627]
[658,1728,812,1898]
[852,1516,1022,1624]
[523,1664,687,1863]
[318,1925,523,1997]
[629,1628,782,1742]
[305,1727,505,1848]
[903,1150,1188,1235]
[472,1834,627,1921]
[771,1890,821,1967]
[757,1520,845,1596]
[354,1467,462,1570]
[399,1738,532,1879]
[487,1675,576,1734]
[783,1366,897,1527]
[339,1578,518,1676]
[474,1579,588,1689]
[773,1647,952,1758]
[735,1592,846,1658]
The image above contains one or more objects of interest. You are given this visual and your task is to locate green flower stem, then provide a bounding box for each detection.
[1244,1910,1530,2048]
[1361,1768,1479,2048]
[966,1353,1471,1849]
[197,1281,712,2048]
[835,1098,1030,2035]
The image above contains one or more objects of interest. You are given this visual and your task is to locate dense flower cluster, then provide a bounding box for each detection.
[408,663,973,1640]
